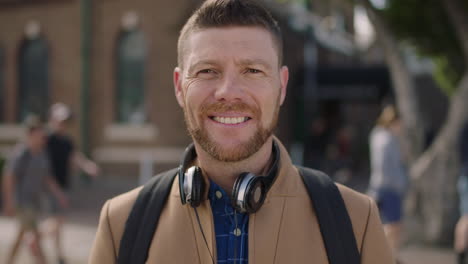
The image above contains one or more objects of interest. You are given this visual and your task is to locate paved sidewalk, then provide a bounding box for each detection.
[400,245,455,264]
[0,175,135,264]
[0,217,97,264]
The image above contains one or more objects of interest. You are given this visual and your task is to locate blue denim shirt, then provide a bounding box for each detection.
[209,180,249,264]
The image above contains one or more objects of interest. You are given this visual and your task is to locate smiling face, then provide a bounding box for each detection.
[174,26,288,162]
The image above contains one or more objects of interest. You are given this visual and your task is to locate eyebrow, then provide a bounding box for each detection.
[187,60,220,75]
[236,58,273,71]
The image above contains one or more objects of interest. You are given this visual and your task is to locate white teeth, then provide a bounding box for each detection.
[213,117,248,124]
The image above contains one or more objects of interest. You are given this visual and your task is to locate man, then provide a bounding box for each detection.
[2,116,68,264]
[46,102,99,264]
[90,1,394,263]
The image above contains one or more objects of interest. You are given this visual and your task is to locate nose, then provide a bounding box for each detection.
[214,72,245,102]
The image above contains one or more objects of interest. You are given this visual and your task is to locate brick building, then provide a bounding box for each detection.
[0,0,393,180]
[0,1,199,175]
[0,0,316,176]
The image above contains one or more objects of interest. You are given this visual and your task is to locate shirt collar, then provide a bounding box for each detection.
[208,180,231,205]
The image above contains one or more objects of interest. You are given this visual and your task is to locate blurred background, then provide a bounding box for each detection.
[0,0,467,263]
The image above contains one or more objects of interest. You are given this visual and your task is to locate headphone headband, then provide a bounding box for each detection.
[178,143,197,205]
[178,140,281,210]
[262,140,280,192]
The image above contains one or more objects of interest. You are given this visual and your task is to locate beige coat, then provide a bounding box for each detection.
[89,141,394,264]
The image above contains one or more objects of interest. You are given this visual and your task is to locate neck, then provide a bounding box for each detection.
[28,143,42,154]
[194,137,275,195]
[49,122,66,134]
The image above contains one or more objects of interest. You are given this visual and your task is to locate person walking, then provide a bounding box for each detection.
[2,116,68,264]
[45,102,99,264]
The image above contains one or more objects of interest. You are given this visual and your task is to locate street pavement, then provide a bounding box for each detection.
[400,246,455,264]
[0,175,458,264]
[0,175,133,264]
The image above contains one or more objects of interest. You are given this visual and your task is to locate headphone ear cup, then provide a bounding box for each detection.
[231,173,267,214]
[189,166,204,207]
[231,172,247,210]
[244,177,266,213]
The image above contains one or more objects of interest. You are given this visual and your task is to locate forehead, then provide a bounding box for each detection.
[183,26,279,68]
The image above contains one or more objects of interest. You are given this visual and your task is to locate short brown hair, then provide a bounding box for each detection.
[177,0,283,68]
[23,114,44,134]
[377,105,399,128]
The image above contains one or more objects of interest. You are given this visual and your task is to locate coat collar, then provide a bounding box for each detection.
[170,137,300,263]
[248,138,299,263]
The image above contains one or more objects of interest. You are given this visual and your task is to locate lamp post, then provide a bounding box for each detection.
[80,0,91,182]
[288,1,318,166]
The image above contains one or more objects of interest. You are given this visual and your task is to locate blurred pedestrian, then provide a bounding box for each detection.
[455,122,468,264]
[44,102,99,264]
[2,115,69,264]
[368,105,408,259]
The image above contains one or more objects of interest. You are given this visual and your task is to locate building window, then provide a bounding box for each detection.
[17,21,49,122]
[115,12,147,124]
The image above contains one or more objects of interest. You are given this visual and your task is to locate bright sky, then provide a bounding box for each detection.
[354,6,375,49]
[370,0,388,9]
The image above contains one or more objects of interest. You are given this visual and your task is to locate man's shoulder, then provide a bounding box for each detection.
[298,167,372,216]
[336,183,372,213]
[294,166,373,218]
[7,144,28,164]
[105,168,179,220]
[294,167,381,251]
[106,186,143,221]
[11,143,28,156]
[370,127,392,145]
[335,183,377,247]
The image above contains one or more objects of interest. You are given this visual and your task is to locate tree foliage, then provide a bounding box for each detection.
[376,0,467,93]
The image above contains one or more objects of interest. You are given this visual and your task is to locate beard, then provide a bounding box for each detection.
[183,96,280,162]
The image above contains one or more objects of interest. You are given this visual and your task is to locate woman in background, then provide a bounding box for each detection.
[368,105,409,261]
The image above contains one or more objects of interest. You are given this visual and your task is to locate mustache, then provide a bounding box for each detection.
[199,102,260,117]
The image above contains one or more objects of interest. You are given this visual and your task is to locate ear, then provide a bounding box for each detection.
[279,66,289,106]
[174,67,185,108]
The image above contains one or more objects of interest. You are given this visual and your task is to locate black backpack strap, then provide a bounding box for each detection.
[297,166,360,264]
[118,168,178,264]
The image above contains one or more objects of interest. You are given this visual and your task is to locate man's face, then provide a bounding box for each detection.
[29,128,46,149]
[174,26,288,162]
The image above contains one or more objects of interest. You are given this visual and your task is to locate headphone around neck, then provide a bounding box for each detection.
[178,141,280,214]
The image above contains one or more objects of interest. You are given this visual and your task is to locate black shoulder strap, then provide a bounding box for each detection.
[297,166,360,264]
[118,168,178,264]
[118,166,360,264]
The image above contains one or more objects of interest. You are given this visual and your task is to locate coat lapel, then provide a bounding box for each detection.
[188,199,217,264]
[249,139,297,263]
[249,195,287,263]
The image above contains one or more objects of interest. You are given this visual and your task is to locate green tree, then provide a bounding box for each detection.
[380,0,465,95]
[349,0,468,244]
